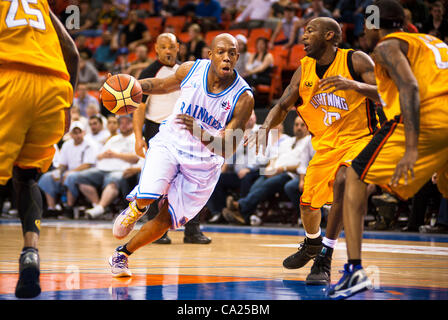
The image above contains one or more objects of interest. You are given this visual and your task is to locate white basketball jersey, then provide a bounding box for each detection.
[156,59,251,159]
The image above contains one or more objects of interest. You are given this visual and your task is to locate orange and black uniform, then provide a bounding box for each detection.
[0,0,73,185]
[352,32,448,199]
[297,48,377,209]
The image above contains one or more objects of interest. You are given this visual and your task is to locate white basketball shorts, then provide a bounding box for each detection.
[126,137,224,229]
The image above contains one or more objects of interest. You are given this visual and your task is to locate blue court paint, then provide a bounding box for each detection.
[1,279,447,300]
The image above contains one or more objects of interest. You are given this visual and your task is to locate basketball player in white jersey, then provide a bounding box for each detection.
[107,33,255,277]
[133,33,211,245]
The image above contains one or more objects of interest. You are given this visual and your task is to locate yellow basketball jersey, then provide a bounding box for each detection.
[0,0,69,81]
[297,48,377,151]
[375,32,448,122]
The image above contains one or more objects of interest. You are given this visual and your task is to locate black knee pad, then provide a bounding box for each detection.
[12,167,42,235]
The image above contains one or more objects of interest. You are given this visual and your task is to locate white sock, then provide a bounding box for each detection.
[305,228,321,239]
[322,237,338,248]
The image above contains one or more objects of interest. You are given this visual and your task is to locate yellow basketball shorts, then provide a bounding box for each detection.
[0,64,73,185]
[352,107,448,200]
[300,135,372,210]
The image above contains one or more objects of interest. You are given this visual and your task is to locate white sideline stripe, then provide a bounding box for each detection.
[260,243,448,256]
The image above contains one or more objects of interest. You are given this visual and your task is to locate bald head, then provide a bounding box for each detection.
[157,32,177,44]
[211,33,239,52]
[309,17,342,45]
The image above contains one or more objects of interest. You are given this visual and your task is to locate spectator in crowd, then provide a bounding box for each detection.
[93,30,120,72]
[78,53,100,86]
[85,115,110,146]
[120,10,151,52]
[244,37,274,89]
[235,0,274,24]
[76,115,139,219]
[332,0,372,40]
[293,0,333,44]
[403,8,419,33]
[73,83,100,118]
[400,0,429,30]
[207,110,269,223]
[156,0,180,18]
[98,0,120,28]
[104,115,119,143]
[112,0,130,19]
[186,24,207,60]
[271,0,295,18]
[177,41,189,63]
[420,197,448,234]
[223,116,312,225]
[74,35,93,59]
[69,106,89,135]
[421,1,448,42]
[402,176,441,232]
[234,34,250,77]
[195,0,223,31]
[38,122,98,218]
[126,44,153,78]
[269,4,300,49]
[70,0,100,38]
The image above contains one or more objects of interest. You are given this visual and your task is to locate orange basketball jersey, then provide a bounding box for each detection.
[297,49,376,151]
[0,0,69,81]
[375,32,448,123]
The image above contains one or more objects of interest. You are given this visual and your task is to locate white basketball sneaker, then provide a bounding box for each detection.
[108,251,132,278]
[113,200,148,239]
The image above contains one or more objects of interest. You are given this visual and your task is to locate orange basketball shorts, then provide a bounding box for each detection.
[300,135,372,210]
[0,64,73,185]
[351,97,448,200]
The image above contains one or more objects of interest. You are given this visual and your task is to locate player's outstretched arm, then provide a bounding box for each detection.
[247,66,302,153]
[175,91,254,158]
[139,61,194,95]
[49,10,79,92]
[373,38,420,186]
[318,51,379,102]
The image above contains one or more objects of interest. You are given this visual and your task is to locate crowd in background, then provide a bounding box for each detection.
[0,0,447,234]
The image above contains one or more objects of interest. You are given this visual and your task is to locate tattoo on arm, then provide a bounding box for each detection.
[140,80,154,93]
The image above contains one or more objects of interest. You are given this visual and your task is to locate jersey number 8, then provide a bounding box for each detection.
[5,0,46,30]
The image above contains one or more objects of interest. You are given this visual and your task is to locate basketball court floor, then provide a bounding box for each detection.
[1,218,447,300]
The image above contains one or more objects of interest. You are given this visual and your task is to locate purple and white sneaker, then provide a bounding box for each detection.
[108,251,132,278]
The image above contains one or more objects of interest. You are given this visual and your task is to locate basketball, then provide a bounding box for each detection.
[101,74,142,115]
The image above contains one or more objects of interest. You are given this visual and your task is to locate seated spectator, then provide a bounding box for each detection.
[98,0,120,29]
[421,1,448,42]
[206,111,269,223]
[112,0,130,19]
[76,115,139,219]
[403,8,419,33]
[401,0,429,31]
[120,10,151,52]
[73,83,100,118]
[78,53,100,87]
[244,37,274,89]
[126,44,153,78]
[332,0,372,41]
[85,114,110,146]
[177,41,189,63]
[70,0,101,38]
[75,35,94,59]
[235,0,274,24]
[104,115,119,143]
[223,116,312,225]
[186,24,207,61]
[62,106,89,141]
[234,34,250,77]
[194,0,222,31]
[420,197,448,234]
[38,122,97,218]
[403,174,442,232]
[93,30,120,72]
[293,0,333,44]
[271,0,294,19]
[156,0,180,18]
[269,4,300,49]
